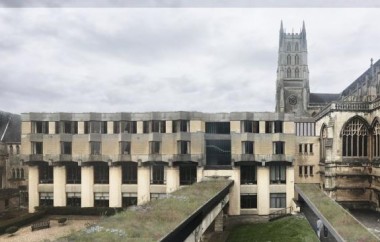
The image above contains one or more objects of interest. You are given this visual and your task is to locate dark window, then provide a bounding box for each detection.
[179,165,197,185]
[94,163,109,184]
[84,121,107,134]
[16,145,20,154]
[342,118,368,157]
[299,166,303,177]
[66,163,81,184]
[173,120,189,133]
[20,168,24,179]
[270,193,286,208]
[39,163,53,183]
[12,169,16,179]
[273,141,285,154]
[178,141,190,154]
[274,121,283,133]
[149,141,160,154]
[270,165,286,184]
[39,192,53,207]
[295,68,300,78]
[33,121,49,134]
[295,54,299,64]
[67,193,81,207]
[122,193,137,207]
[56,121,78,134]
[206,122,230,134]
[94,193,109,207]
[122,163,137,184]
[287,68,291,78]
[61,142,72,155]
[143,121,166,133]
[265,121,273,133]
[90,142,101,155]
[32,142,43,154]
[310,166,313,176]
[241,121,259,133]
[242,141,254,154]
[113,121,120,134]
[120,142,131,154]
[240,165,257,184]
[206,140,231,166]
[122,121,137,133]
[241,194,257,208]
[9,145,13,154]
[151,165,165,184]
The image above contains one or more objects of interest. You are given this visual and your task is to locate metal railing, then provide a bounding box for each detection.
[268,207,292,221]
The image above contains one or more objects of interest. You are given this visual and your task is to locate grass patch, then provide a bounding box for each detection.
[61,180,231,242]
[297,183,379,242]
[226,215,319,242]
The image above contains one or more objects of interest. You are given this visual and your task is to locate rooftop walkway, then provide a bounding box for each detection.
[65,179,233,242]
[296,183,379,242]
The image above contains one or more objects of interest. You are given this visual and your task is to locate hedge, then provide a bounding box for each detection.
[0,211,46,234]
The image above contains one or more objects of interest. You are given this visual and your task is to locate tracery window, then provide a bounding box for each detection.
[287,43,291,51]
[287,68,291,78]
[373,120,380,157]
[287,54,291,65]
[295,54,299,65]
[342,118,368,157]
[295,68,300,78]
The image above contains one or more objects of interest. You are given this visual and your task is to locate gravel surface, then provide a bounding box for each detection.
[0,216,99,242]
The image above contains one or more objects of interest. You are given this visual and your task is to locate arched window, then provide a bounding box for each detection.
[287,43,291,51]
[9,145,13,155]
[373,120,380,157]
[12,169,16,179]
[16,168,20,179]
[295,42,299,51]
[295,68,300,78]
[320,125,328,162]
[287,68,291,78]
[342,118,368,157]
[287,55,291,65]
[295,54,299,65]
[16,145,20,154]
[21,168,24,179]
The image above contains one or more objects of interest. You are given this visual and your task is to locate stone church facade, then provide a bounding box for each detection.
[20,22,380,214]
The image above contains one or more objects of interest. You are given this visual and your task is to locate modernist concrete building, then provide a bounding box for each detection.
[21,22,380,215]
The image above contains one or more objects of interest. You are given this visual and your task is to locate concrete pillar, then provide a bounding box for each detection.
[137,166,150,205]
[137,121,143,134]
[53,166,66,206]
[286,166,295,211]
[81,166,94,207]
[259,121,266,133]
[228,168,240,215]
[166,167,179,193]
[197,167,203,182]
[78,121,85,134]
[28,166,39,213]
[257,166,270,215]
[166,121,172,134]
[108,121,114,134]
[214,211,224,232]
[109,166,122,207]
[49,121,56,134]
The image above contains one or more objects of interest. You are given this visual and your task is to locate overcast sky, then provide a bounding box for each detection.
[0,8,379,114]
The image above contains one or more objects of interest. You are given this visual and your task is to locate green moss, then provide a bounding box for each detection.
[227,216,319,242]
[297,183,379,242]
[62,180,232,242]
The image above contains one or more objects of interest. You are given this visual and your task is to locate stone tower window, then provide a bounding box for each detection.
[287,42,291,51]
[287,54,291,65]
[295,54,299,65]
[295,42,299,51]
[287,68,291,78]
[342,118,368,157]
[295,68,300,78]
[373,120,380,157]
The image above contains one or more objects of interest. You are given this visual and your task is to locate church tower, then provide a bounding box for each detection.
[275,21,310,115]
